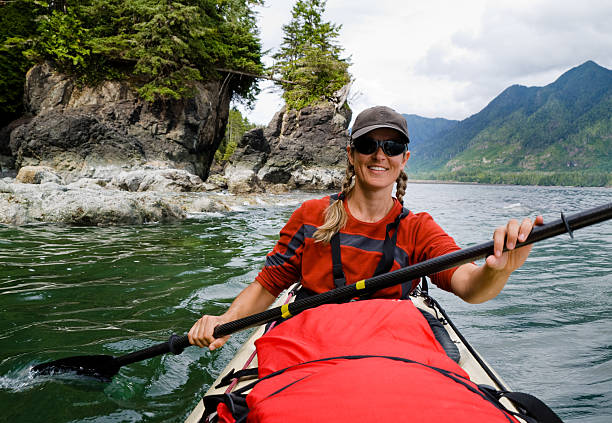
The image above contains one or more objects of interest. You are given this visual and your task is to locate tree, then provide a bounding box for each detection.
[0,0,44,127]
[215,107,256,162]
[8,0,264,103]
[272,0,350,110]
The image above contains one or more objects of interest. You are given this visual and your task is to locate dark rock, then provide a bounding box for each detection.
[8,63,231,181]
[224,102,351,193]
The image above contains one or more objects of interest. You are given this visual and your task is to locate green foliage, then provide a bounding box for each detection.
[215,107,256,162]
[4,0,264,103]
[0,0,43,126]
[410,170,612,187]
[25,8,91,72]
[272,0,350,110]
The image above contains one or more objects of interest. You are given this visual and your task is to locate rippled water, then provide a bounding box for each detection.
[0,184,610,422]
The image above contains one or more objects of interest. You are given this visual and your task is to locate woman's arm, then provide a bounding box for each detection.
[188,281,277,350]
[450,215,544,303]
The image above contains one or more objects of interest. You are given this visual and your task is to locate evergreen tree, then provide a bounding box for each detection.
[272,0,350,110]
[6,0,264,104]
[215,107,256,162]
[0,0,44,127]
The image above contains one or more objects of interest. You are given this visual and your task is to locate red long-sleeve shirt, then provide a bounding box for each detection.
[256,196,461,298]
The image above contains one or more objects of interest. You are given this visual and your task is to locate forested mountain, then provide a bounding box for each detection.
[406,61,612,186]
[401,114,458,146]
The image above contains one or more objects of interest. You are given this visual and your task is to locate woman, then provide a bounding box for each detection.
[189,106,543,350]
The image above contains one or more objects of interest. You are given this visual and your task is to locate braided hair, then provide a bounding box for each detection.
[313,159,409,243]
[312,162,355,243]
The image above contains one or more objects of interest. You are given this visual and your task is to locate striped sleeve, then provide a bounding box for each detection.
[255,205,306,297]
[411,213,462,292]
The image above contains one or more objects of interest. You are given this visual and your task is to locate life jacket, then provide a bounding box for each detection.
[294,193,412,302]
[201,299,562,423]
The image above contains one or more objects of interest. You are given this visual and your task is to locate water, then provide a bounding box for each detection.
[0,184,610,422]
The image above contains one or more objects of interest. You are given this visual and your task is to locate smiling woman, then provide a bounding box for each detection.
[188,105,544,352]
[347,128,410,218]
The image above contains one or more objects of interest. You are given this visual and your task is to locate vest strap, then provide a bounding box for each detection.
[328,193,409,296]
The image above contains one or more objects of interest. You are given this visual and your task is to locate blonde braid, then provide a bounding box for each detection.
[313,163,355,243]
[395,169,408,205]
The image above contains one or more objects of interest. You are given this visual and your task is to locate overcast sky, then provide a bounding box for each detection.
[237,0,612,125]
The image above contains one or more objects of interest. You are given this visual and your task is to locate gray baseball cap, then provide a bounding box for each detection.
[351,106,410,143]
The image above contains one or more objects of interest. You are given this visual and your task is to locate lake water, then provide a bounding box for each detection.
[0,183,610,422]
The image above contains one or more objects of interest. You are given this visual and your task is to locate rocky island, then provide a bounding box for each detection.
[0,64,351,226]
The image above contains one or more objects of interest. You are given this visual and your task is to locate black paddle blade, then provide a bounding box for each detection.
[31,354,120,381]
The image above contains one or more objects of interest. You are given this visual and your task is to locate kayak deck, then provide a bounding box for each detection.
[185,287,517,422]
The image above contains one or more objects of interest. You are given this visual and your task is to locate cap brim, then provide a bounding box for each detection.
[351,124,410,143]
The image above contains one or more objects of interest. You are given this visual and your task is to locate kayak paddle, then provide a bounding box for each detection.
[31,202,611,381]
[212,202,612,337]
[31,334,191,380]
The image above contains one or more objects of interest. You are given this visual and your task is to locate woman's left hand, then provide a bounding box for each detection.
[485,215,544,273]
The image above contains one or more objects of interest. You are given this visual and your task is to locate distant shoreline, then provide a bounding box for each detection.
[406,178,611,188]
[407,179,480,185]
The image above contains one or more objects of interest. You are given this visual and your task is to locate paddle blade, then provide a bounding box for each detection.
[31,354,120,381]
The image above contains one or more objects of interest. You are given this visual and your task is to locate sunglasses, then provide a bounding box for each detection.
[351,136,408,156]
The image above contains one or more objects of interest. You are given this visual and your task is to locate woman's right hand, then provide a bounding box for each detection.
[187,281,277,351]
[188,314,231,351]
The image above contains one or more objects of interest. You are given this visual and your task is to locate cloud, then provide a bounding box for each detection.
[240,0,612,125]
[414,0,612,109]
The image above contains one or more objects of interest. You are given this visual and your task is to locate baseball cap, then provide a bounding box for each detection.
[351,106,410,143]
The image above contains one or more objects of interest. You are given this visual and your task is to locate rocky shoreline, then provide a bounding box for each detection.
[0,165,331,225]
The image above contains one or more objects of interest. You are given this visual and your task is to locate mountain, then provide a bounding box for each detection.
[401,114,458,145]
[406,61,612,186]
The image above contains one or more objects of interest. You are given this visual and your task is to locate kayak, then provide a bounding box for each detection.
[184,280,527,423]
[178,203,611,422]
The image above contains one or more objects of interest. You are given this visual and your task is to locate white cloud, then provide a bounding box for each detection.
[238,0,612,125]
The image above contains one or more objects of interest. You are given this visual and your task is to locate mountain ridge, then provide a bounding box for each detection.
[404,60,612,186]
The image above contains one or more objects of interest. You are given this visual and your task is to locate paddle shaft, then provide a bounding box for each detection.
[115,334,191,367]
[213,202,612,338]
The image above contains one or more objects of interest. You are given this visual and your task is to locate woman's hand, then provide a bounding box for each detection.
[187,281,277,351]
[188,314,232,351]
[451,215,544,303]
[485,215,544,273]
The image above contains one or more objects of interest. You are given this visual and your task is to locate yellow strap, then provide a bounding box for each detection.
[281,304,292,319]
[356,280,366,290]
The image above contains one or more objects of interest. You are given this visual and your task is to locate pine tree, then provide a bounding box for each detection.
[7,0,264,103]
[272,0,350,110]
[0,0,44,127]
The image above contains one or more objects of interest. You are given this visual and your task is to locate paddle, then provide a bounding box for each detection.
[31,202,612,381]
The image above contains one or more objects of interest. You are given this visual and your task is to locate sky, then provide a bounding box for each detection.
[236,0,612,126]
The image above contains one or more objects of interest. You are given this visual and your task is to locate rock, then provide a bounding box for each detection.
[1,116,30,177]
[138,169,204,192]
[0,180,13,193]
[187,196,228,213]
[203,173,228,190]
[0,182,186,225]
[226,165,265,194]
[16,166,64,185]
[108,170,147,191]
[108,169,204,192]
[67,178,106,190]
[223,102,351,193]
[0,176,328,226]
[8,63,231,181]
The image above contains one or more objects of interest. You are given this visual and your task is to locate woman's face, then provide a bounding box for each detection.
[348,127,410,193]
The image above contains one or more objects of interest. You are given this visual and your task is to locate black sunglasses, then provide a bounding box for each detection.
[351,136,408,156]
